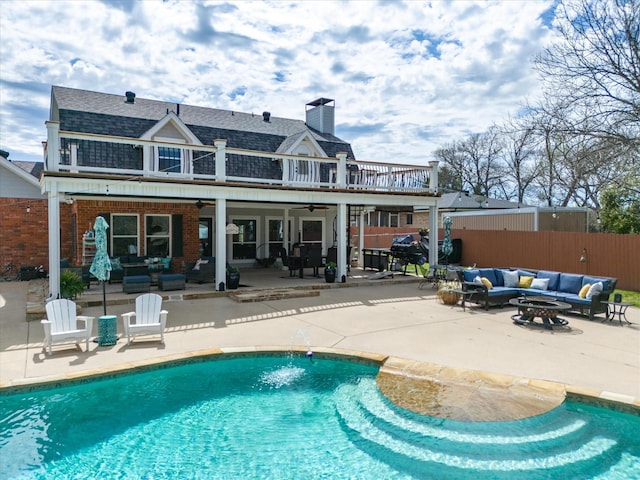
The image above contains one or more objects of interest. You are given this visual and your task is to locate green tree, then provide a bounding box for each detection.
[599,181,640,233]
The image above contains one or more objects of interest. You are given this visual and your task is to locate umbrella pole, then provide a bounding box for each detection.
[102,281,107,316]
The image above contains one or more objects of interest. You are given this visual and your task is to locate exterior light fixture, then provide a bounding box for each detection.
[580,248,587,263]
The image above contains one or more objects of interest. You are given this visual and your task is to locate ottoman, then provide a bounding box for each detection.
[158,273,186,291]
[122,275,151,294]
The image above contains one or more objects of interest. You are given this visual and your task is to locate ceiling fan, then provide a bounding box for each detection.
[293,204,330,212]
[195,200,215,210]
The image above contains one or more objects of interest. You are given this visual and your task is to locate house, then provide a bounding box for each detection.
[37,86,441,298]
[0,151,49,272]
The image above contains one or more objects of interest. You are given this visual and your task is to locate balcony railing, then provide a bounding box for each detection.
[43,125,438,194]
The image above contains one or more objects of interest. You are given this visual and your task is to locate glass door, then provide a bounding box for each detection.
[198,218,212,257]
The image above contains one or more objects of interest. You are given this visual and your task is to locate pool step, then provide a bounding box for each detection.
[229,288,320,302]
[334,379,620,478]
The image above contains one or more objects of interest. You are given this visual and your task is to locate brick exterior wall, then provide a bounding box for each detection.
[0,198,200,274]
[0,198,51,271]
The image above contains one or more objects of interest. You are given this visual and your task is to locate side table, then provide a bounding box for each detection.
[604,301,632,326]
[97,315,118,346]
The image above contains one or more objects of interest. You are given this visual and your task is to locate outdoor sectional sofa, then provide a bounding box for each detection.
[457,267,617,319]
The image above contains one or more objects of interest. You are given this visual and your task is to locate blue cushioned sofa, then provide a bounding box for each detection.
[457,267,617,319]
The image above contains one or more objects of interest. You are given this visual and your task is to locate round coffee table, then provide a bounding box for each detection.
[509,296,571,330]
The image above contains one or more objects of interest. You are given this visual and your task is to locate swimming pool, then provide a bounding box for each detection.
[1,354,638,479]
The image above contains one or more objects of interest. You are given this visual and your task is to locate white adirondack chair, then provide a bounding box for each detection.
[121,293,168,345]
[41,299,94,355]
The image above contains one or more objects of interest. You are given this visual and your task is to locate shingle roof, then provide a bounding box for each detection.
[438,192,526,210]
[11,160,43,179]
[51,86,353,156]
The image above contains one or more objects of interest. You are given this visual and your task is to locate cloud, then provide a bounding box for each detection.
[0,0,555,164]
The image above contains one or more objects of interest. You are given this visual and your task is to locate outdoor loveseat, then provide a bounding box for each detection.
[457,267,617,319]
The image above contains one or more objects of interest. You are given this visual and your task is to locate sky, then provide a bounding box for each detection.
[0,0,557,166]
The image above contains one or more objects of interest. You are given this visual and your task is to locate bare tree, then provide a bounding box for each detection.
[534,0,640,150]
[497,116,540,203]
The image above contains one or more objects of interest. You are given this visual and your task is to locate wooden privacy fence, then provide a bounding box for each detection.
[350,227,640,291]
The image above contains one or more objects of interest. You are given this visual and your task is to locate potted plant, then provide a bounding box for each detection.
[324,262,337,283]
[60,270,85,299]
[419,227,429,238]
[226,265,240,290]
[437,280,462,305]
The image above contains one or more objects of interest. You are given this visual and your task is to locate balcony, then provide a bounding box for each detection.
[43,129,439,195]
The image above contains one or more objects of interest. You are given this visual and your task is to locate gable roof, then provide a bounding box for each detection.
[2,159,43,182]
[51,86,355,158]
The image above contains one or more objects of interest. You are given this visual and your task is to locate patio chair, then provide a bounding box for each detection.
[41,299,94,355]
[121,293,168,345]
[280,247,303,277]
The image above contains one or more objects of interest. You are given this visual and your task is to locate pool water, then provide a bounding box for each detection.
[1,355,638,479]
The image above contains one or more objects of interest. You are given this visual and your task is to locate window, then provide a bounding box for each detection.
[112,214,139,257]
[406,213,413,225]
[390,213,399,228]
[158,147,181,173]
[296,160,309,175]
[232,218,257,259]
[266,218,283,258]
[301,219,323,246]
[145,215,170,257]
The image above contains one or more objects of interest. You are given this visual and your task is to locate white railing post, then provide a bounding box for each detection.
[428,160,439,193]
[336,152,347,188]
[282,157,291,185]
[45,121,60,172]
[214,139,226,181]
[70,142,78,173]
[387,165,394,189]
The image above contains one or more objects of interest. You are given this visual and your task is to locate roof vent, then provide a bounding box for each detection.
[262,111,271,122]
[125,91,136,103]
[0,149,9,159]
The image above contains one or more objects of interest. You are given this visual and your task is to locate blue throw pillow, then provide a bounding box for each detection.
[558,273,584,294]
[160,257,172,270]
[536,271,560,291]
[110,258,122,270]
[463,269,480,282]
[583,276,610,292]
[478,268,498,287]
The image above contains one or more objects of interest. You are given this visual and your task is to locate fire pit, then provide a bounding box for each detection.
[509,296,571,330]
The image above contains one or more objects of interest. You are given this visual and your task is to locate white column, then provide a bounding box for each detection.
[283,208,290,259]
[336,152,347,188]
[429,205,439,266]
[336,203,347,281]
[358,210,365,267]
[429,160,439,193]
[45,121,60,172]
[47,183,60,300]
[215,199,227,290]
[69,142,78,173]
[215,139,226,182]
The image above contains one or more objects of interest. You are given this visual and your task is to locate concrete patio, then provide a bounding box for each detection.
[1,268,639,420]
